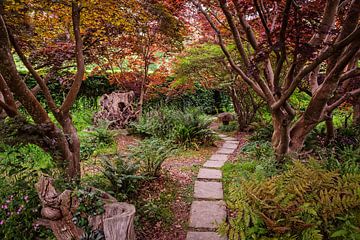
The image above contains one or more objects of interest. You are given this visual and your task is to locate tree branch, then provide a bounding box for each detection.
[192,0,265,99]
[218,0,250,67]
[326,88,360,113]
[8,31,59,114]
[60,1,85,113]
[273,0,292,91]
[271,26,360,110]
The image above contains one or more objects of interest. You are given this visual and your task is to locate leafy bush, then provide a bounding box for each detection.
[88,121,116,145]
[72,187,105,235]
[0,144,55,239]
[221,160,360,240]
[130,107,215,149]
[240,141,274,162]
[171,108,215,149]
[130,138,174,177]
[79,120,117,160]
[249,123,273,142]
[218,121,238,132]
[325,146,360,175]
[102,155,144,200]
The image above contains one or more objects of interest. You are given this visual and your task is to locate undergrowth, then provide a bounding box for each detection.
[129,107,215,149]
[221,141,360,240]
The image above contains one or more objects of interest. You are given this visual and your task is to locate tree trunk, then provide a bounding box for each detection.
[271,112,291,160]
[325,115,335,143]
[353,96,360,125]
[58,114,81,180]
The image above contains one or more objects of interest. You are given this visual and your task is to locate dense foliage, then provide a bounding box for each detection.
[222,137,360,240]
[130,107,216,149]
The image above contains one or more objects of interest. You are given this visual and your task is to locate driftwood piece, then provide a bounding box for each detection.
[93,91,137,129]
[35,177,84,240]
[35,176,136,240]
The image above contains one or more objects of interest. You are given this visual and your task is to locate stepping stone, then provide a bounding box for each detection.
[194,181,223,199]
[210,154,229,162]
[226,140,240,145]
[198,168,222,180]
[186,232,227,240]
[203,160,225,168]
[217,148,236,155]
[223,137,237,141]
[222,143,238,149]
[189,200,226,229]
[218,134,227,138]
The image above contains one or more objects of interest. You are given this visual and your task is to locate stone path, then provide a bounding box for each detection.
[186,134,240,240]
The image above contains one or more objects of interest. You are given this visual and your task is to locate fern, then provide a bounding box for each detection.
[224,160,360,239]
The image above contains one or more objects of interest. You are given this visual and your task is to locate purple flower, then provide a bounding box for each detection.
[1,205,8,209]
[0,220,4,225]
[24,195,29,202]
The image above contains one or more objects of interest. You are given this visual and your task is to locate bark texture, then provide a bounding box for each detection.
[93,91,137,129]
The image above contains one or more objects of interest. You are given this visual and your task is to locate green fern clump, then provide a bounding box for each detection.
[223,160,360,240]
[101,154,144,200]
[129,107,215,149]
[130,138,174,177]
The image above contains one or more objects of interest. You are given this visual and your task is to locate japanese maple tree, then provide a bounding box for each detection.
[190,0,360,158]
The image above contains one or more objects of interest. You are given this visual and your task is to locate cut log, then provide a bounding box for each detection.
[103,203,136,240]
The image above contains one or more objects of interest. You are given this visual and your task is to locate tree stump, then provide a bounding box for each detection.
[35,176,136,240]
[93,91,137,129]
[218,112,234,125]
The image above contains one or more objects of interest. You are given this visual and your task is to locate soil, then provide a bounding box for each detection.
[134,143,221,240]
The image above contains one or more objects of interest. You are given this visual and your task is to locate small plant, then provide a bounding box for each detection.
[218,121,238,132]
[172,108,216,149]
[89,121,116,145]
[130,138,174,177]
[80,230,105,240]
[325,146,360,174]
[102,155,144,200]
[249,123,273,142]
[72,187,105,236]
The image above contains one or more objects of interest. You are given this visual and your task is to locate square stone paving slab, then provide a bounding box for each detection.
[198,168,222,180]
[194,181,223,199]
[226,140,240,144]
[222,143,238,149]
[203,160,226,168]
[217,134,227,139]
[217,148,236,155]
[223,137,237,141]
[189,200,226,229]
[186,232,227,240]
[210,154,229,162]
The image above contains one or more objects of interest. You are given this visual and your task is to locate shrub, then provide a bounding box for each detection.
[88,121,116,145]
[0,144,55,239]
[130,138,174,177]
[218,121,238,132]
[172,108,215,149]
[102,155,144,200]
[130,107,215,149]
[325,146,360,175]
[249,123,273,142]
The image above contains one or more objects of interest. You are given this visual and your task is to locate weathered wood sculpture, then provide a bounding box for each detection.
[93,91,137,129]
[35,176,135,240]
